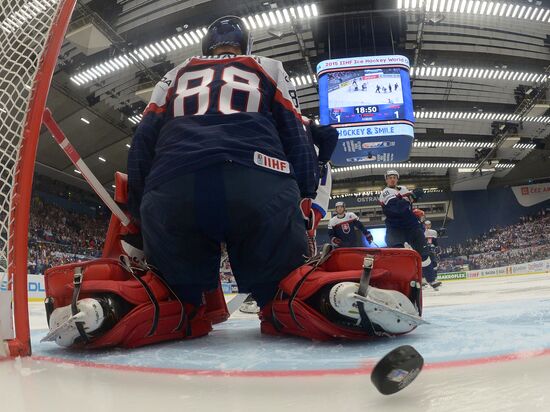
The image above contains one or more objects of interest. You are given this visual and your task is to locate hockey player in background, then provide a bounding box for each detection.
[126,16,317,310]
[424,220,440,287]
[424,220,438,246]
[379,171,441,289]
[328,201,373,247]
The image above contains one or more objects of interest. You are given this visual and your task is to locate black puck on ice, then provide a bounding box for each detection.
[370,345,424,395]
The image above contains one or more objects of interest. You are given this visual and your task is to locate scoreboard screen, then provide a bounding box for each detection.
[317,55,415,164]
[318,56,414,125]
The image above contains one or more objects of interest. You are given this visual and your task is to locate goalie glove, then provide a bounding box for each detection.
[412,208,425,220]
[299,198,315,231]
[410,188,424,202]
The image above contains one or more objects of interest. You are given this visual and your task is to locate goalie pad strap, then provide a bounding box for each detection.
[71,268,90,343]
[357,256,378,337]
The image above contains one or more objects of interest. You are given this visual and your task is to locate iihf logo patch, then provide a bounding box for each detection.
[253,151,290,174]
[342,223,351,234]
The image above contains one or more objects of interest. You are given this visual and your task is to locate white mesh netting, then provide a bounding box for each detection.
[0,1,64,290]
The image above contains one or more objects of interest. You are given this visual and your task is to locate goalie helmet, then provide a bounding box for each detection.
[384,170,399,179]
[202,16,253,55]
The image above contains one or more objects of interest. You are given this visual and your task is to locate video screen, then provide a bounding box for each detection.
[328,68,403,108]
[320,67,412,125]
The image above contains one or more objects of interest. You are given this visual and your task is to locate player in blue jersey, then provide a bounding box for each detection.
[423,220,441,288]
[328,201,373,247]
[379,170,440,289]
[127,16,318,309]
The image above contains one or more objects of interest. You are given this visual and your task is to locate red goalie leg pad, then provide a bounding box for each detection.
[260,248,423,341]
[45,258,212,349]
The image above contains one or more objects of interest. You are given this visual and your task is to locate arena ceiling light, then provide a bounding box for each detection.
[414,112,550,124]
[397,0,550,23]
[70,3,319,87]
[128,114,143,125]
[411,66,546,84]
[413,141,495,148]
[0,0,57,34]
[331,162,510,174]
[290,74,317,88]
[513,143,537,150]
[98,156,106,162]
[495,163,515,169]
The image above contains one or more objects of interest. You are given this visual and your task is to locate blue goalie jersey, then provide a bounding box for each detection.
[127,54,318,219]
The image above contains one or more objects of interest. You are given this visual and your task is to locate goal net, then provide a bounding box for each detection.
[0,0,76,357]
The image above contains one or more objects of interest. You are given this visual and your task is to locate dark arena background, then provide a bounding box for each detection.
[1,1,550,411]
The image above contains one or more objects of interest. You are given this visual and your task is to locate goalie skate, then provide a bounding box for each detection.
[41,298,105,347]
[329,282,428,334]
[239,295,260,314]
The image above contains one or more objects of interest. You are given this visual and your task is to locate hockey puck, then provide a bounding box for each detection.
[370,345,424,395]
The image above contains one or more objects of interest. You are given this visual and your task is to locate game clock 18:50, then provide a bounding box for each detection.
[353,105,378,114]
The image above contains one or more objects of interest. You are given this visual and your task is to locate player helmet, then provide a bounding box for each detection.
[425,220,431,226]
[202,16,253,56]
[335,201,346,208]
[384,170,399,179]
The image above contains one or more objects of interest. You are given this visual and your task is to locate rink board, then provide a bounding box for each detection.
[30,296,550,375]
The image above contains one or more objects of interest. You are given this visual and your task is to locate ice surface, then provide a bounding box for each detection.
[3,273,550,412]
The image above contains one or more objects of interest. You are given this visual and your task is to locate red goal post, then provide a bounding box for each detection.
[0,0,76,357]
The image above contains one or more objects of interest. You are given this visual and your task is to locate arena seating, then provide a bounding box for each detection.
[439,209,549,272]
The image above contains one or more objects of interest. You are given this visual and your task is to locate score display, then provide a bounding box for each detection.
[317,55,415,165]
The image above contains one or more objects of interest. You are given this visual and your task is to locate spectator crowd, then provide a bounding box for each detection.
[439,208,550,272]
[7,177,549,279]
[27,196,108,275]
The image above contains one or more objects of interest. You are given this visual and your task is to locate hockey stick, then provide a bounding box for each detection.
[42,109,137,233]
[226,293,250,314]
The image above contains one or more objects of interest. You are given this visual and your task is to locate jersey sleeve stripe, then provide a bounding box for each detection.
[143,103,166,116]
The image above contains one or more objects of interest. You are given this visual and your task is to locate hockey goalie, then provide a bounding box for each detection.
[42,16,425,349]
